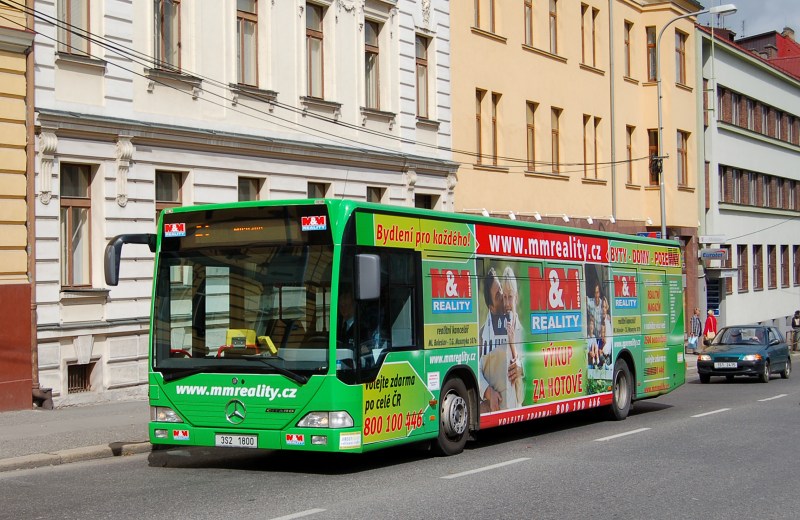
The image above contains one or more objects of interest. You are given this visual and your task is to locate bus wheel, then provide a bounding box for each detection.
[433,378,469,456]
[607,359,632,421]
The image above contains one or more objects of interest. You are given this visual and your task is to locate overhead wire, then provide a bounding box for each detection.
[1,0,654,172]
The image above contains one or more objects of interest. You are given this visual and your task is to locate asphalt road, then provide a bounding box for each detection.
[2,370,799,520]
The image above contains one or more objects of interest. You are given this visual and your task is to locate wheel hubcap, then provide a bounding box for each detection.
[441,391,467,437]
[614,371,629,408]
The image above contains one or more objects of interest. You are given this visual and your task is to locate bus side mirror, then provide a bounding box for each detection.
[355,254,380,300]
[104,234,156,286]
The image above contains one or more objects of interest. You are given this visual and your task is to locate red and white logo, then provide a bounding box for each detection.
[285,434,305,446]
[301,216,327,231]
[172,429,190,441]
[164,223,186,237]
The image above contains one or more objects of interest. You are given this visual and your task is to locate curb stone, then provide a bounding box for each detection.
[0,441,151,473]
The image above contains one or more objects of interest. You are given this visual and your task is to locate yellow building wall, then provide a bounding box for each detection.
[0,43,28,283]
[451,0,701,231]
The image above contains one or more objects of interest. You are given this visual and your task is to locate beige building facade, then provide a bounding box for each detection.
[0,2,35,411]
[451,0,705,327]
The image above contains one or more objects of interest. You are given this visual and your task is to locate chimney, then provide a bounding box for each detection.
[782,27,796,41]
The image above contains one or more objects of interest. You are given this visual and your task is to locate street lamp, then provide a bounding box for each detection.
[656,3,736,238]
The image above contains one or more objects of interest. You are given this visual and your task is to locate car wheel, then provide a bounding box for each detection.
[699,374,710,384]
[780,357,791,379]
[607,359,632,420]
[759,361,770,383]
[433,377,470,456]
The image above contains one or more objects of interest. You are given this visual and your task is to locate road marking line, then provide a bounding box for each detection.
[758,394,787,402]
[270,509,326,520]
[594,427,650,442]
[441,457,531,479]
[691,408,731,418]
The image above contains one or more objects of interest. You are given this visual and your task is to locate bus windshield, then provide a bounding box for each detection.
[152,206,333,379]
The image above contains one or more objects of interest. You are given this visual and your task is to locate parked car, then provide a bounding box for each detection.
[697,325,791,383]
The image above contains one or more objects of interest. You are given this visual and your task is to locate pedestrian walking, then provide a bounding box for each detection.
[703,309,718,347]
[791,310,800,352]
[688,308,702,354]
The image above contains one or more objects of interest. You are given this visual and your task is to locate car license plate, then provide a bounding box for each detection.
[714,362,737,369]
[215,434,257,448]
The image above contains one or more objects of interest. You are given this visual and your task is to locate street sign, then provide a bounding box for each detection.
[700,248,728,260]
[699,235,726,244]
[636,232,662,239]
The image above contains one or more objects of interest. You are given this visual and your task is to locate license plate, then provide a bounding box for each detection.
[215,434,257,448]
[714,362,737,369]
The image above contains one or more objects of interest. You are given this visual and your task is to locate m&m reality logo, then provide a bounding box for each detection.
[528,266,582,334]
[301,215,327,231]
[164,223,186,237]
[614,275,638,309]
[430,268,472,314]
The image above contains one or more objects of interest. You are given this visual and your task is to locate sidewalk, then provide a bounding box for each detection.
[0,397,150,472]
[0,355,701,473]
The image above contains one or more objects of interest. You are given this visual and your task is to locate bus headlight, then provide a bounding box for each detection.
[297,411,354,428]
[151,406,184,423]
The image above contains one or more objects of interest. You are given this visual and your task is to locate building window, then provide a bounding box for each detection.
[524,0,533,46]
[737,244,748,292]
[591,8,598,67]
[238,177,261,201]
[646,26,656,82]
[582,115,590,178]
[549,0,558,54]
[731,93,740,125]
[155,0,181,71]
[746,99,755,130]
[790,180,796,210]
[762,175,771,208]
[526,101,537,171]
[676,130,688,186]
[675,30,687,85]
[415,194,436,209]
[794,245,800,286]
[722,245,732,295]
[747,171,757,205]
[306,3,324,99]
[753,244,763,291]
[155,171,182,224]
[307,182,328,199]
[762,106,770,136]
[487,0,496,33]
[782,245,790,288]
[237,0,258,86]
[60,164,92,287]
[768,245,777,289]
[592,117,601,179]
[415,35,429,119]
[776,111,783,140]
[366,186,384,203]
[580,4,587,63]
[624,21,633,77]
[475,89,484,164]
[788,116,795,143]
[365,20,380,109]
[551,107,561,173]
[491,92,500,166]
[648,129,658,185]
[626,125,634,184]
[58,0,89,55]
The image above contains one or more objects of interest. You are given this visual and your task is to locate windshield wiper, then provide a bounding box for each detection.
[162,366,219,383]
[240,356,309,385]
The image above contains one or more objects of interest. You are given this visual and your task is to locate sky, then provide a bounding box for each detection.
[697,0,800,39]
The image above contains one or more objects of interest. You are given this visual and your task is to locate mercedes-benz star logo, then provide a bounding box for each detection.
[225,399,246,425]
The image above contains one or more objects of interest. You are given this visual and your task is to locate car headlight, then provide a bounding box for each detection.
[151,406,183,423]
[742,354,763,361]
[699,354,712,361]
[297,411,354,428]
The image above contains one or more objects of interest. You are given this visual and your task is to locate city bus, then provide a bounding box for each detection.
[104,199,685,456]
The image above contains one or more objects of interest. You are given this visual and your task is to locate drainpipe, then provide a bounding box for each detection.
[25,0,52,409]
[608,0,617,221]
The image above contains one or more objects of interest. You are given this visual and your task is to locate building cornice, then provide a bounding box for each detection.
[0,25,34,53]
[34,108,459,176]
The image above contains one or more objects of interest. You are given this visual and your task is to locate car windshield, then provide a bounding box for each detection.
[716,327,765,345]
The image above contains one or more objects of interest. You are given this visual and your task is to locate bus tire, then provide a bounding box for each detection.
[433,377,470,456]
[607,358,632,421]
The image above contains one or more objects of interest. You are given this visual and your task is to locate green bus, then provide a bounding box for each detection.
[105,199,685,455]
